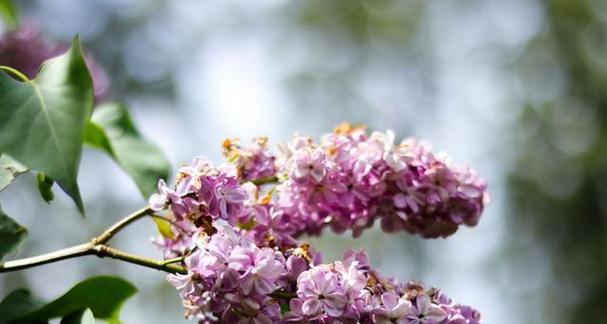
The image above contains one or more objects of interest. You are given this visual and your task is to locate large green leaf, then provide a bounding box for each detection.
[5,276,137,324]
[0,37,94,214]
[0,153,27,192]
[85,102,171,198]
[0,289,44,324]
[83,121,113,155]
[0,205,27,260]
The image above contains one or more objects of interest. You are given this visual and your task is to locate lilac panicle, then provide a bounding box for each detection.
[150,123,488,242]
[150,123,488,322]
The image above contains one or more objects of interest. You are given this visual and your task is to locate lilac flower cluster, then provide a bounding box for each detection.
[275,124,489,239]
[150,157,249,229]
[150,124,488,243]
[165,223,481,323]
[0,22,110,101]
[223,137,277,181]
[150,125,487,322]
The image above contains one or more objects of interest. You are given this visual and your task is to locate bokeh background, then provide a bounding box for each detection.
[1,0,606,323]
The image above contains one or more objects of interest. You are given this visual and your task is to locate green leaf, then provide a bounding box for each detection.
[85,102,171,198]
[83,121,114,155]
[152,215,174,240]
[0,289,45,324]
[60,309,94,324]
[0,205,27,260]
[7,276,137,324]
[0,153,27,192]
[0,37,94,214]
[0,0,18,29]
[36,172,54,203]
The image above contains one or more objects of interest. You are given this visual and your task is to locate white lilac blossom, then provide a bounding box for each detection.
[150,124,487,323]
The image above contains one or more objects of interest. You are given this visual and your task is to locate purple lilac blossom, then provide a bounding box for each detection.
[275,123,489,239]
[163,223,481,323]
[151,124,488,242]
[150,124,489,244]
[223,137,277,181]
[0,22,110,101]
[149,157,249,227]
[151,124,487,322]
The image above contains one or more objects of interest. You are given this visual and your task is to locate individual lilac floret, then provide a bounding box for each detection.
[372,292,413,323]
[296,265,347,318]
[406,294,447,323]
[236,246,285,295]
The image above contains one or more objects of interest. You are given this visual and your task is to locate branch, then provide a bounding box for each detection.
[0,243,93,272]
[0,243,187,274]
[94,206,153,244]
[161,256,186,266]
[92,245,186,274]
[0,205,186,275]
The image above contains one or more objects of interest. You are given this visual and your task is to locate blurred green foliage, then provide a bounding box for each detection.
[509,0,607,323]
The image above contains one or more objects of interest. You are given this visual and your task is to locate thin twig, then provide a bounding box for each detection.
[92,245,186,274]
[0,243,187,274]
[0,206,186,274]
[94,206,153,244]
[0,243,94,272]
[160,256,186,266]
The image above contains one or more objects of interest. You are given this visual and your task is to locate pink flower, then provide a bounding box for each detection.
[238,247,285,295]
[370,130,409,172]
[373,292,413,324]
[291,148,327,183]
[408,294,447,324]
[297,267,347,317]
[153,125,488,322]
[149,179,177,210]
[214,180,248,220]
[224,137,277,181]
